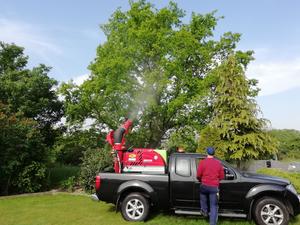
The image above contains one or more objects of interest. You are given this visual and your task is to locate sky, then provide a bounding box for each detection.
[0,0,300,130]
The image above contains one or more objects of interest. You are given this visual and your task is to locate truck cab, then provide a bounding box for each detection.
[170,153,244,214]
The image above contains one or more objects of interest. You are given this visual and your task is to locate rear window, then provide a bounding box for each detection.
[195,158,202,169]
[175,158,191,177]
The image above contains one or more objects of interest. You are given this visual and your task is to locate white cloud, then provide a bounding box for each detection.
[0,17,62,59]
[246,58,300,96]
[73,73,89,85]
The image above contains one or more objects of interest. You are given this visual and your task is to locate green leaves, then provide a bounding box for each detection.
[269,129,300,160]
[198,56,278,163]
[0,42,28,73]
[0,42,63,195]
[79,145,112,193]
[190,11,218,40]
[0,103,47,194]
[62,1,244,150]
[0,44,64,147]
[54,129,102,166]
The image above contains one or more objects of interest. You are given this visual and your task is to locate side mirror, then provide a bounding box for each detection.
[224,168,235,180]
[225,173,235,180]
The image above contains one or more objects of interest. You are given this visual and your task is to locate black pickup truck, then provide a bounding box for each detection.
[93,153,300,225]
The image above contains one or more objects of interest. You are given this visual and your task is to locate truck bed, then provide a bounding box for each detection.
[97,172,169,208]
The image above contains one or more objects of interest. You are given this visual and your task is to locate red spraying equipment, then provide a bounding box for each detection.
[106,118,167,174]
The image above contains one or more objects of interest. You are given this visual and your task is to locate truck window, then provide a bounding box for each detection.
[224,166,235,180]
[195,158,235,180]
[175,158,191,177]
[195,158,202,169]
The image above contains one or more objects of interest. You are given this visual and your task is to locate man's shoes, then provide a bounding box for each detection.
[200,209,208,218]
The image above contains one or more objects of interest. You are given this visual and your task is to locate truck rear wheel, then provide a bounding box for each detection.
[253,197,289,225]
[121,193,149,221]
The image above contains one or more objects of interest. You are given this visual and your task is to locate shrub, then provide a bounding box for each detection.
[53,129,102,166]
[48,165,80,188]
[14,162,47,193]
[79,145,112,193]
[269,129,300,160]
[60,176,77,192]
[0,103,50,195]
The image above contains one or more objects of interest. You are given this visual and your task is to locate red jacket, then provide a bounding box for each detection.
[197,157,224,187]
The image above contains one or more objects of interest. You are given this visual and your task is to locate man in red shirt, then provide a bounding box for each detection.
[197,147,224,225]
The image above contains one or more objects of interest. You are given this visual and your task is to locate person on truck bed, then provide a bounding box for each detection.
[196,147,224,225]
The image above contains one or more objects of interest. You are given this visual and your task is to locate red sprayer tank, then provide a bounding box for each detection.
[106,118,167,174]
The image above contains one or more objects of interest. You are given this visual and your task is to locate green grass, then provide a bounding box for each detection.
[0,193,299,225]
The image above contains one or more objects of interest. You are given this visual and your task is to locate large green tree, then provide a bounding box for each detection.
[0,42,64,146]
[0,42,64,194]
[198,56,278,165]
[61,1,252,149]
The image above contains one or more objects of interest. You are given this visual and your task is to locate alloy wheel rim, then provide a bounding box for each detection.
[260,203,284,225]
[126,199,144,220]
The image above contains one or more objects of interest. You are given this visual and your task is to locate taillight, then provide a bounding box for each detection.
[95,175,101,190]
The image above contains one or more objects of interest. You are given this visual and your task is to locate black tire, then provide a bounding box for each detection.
[253,197,289,225]
[121,192,150,221]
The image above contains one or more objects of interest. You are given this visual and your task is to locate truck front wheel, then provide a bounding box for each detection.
[121,193,149,221]
[253,197,289,225]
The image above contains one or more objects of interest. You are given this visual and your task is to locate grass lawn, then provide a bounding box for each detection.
[0,193,300,225]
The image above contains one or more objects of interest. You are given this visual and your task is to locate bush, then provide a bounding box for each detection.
[269,129,300,160]
[14,162,47,193]
[0,103,50,195]
[60,176,77,192]
[48,165,80,188]
[79,145,112,193]
[54,129,102,166]
[257,168,300,192]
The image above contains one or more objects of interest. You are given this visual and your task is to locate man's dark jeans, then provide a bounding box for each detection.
[200,184,219,225]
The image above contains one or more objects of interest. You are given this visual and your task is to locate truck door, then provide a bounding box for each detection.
[170,155,195,209]
[193,158,245,212]
[218,165,245,211]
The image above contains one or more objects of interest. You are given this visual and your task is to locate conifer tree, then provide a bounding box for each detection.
[198,55,278,166]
